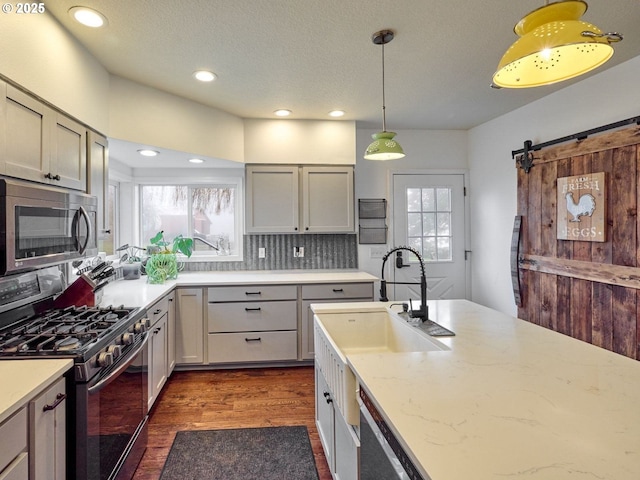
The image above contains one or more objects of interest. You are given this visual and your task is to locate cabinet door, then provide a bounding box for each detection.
[29,377,66,480]
[302,166,354,233]
[246,165,299,233]
[149,312,168,410]
[2,84,52,183]
[315,367,335,473]
[51,113,86,191]
[176,288,204,364]
[167,293,176,374]
[87,131,109,236]
[334,407,360,480]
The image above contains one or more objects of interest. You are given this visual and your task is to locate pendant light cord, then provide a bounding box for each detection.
[381,40,387,132]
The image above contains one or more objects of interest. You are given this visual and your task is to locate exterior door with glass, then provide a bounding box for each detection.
[391,173,468,303]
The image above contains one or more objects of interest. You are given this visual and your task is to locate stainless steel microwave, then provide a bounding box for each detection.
[0,178,98,275]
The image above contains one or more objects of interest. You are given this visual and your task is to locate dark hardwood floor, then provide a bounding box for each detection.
[133,366,332,480]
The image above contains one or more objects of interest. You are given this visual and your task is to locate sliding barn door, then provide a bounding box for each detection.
[516,125,640,361]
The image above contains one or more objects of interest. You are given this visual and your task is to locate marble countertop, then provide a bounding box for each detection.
[0,359,73,424]
[99,270,377,310]
[326,299,640,480]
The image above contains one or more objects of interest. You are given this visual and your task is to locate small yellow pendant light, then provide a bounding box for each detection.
[493,0,622,88]
[364,29,405,161]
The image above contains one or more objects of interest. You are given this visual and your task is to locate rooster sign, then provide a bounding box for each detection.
[557,173,606,242]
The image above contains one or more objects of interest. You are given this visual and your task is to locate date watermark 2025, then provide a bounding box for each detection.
[2,3,46,14]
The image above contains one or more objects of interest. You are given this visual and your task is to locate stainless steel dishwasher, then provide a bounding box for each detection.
[359,387,426,480]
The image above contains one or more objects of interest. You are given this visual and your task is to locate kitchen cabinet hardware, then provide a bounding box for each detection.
[42,393,66,412]
[244,307,262,311]
[153,309,162,315]
[44,173,61,181]
[245,291,261,295]
[332,288,344,293]
[244,337,262,342]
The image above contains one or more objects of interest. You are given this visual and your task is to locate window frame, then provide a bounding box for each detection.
[136,177,244,262]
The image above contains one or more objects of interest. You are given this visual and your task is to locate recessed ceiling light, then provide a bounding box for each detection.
[274,109,292,117]
[69,6,107,28]
[137,149,159,157]
[188,158,204,164]
[193,70,217,82]
[328,110,345,118]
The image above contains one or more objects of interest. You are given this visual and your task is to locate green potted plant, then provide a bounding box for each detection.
[145,231,194,284]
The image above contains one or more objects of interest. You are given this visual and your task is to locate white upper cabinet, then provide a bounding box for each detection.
[87,131,109,235]
[246,165,300,233]
[302,166,354,233]
[246,165,354,234]
[0,81,87,191]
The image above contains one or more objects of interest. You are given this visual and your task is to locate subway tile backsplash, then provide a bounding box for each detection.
[183,234,358,271]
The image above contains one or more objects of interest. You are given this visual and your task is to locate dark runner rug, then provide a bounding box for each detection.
[159,426,320,480]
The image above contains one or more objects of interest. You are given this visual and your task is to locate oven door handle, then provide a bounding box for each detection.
[88,332,149,394]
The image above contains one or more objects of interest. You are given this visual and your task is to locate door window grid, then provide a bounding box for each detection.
[406,187,453,262]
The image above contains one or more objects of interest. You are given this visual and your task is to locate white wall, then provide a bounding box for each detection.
[354,129,468,280]
[109,76,245,163]
[244,119,356,165]
[469,55,640,316]
[0,12,110,132]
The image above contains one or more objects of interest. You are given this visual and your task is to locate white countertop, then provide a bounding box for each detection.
[334,300,640,480]
[0,359,73,423]
[99,270,377,310]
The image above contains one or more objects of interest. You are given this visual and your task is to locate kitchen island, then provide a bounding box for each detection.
[314,299,640,480]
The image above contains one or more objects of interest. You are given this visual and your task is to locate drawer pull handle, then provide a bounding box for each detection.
[245,291,261,295]
[154,309,162,315]
[332,288,344,293]
[245,337,262,342]
[245,307,262,311]
[43,393,66,412]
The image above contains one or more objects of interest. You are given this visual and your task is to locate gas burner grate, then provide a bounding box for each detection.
[0,305,139,356]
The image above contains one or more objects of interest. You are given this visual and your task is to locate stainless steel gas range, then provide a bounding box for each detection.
[0,267,149,480]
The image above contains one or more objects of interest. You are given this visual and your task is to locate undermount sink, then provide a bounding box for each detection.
[313,308,447,425]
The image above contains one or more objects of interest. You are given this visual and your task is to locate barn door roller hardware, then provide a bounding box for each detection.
[512,114,640,173]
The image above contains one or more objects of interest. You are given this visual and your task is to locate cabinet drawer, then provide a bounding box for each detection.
[208,301,297,333]
[148,295,170,327]
[208,331,297,363]
[0,407,27,473]
[301,282,373,300]
[208,285,297,302]
[0,452,28,480]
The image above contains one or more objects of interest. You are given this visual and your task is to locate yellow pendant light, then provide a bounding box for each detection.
[493,0,622,88]
[364,29,405,161]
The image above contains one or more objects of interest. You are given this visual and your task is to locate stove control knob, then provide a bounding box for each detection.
[106,345,122,359]
[97,352,114,367]
[134,321,147,334]
[120,332,134,345]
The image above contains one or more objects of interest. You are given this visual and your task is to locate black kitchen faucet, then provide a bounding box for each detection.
[379,245,428,321]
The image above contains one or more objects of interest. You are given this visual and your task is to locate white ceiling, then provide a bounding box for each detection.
[46,0,640,167]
